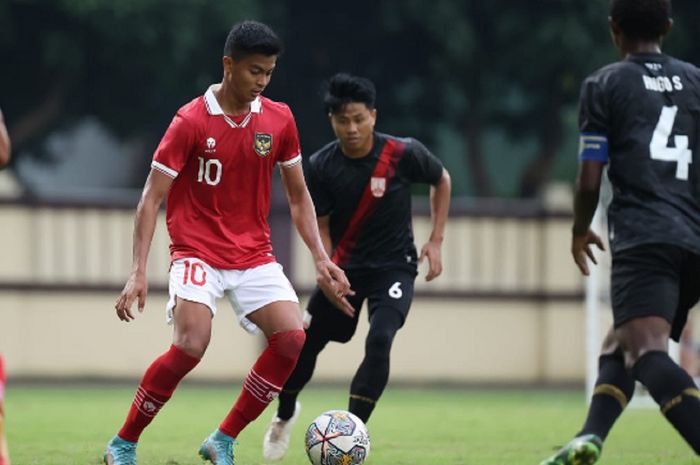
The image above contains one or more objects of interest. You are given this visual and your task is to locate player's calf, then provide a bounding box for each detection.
[633,351,700,454]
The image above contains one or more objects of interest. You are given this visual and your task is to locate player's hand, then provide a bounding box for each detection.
[418,240,443,281]
[571,229,605,276]
[114,271,148,322]
[318,283,355,317]
[315,259,355,317]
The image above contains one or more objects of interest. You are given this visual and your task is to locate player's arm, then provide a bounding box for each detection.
[571,160,606,276]
[0,109,11,168]
[317,215,332,257]
[280,163,355,316]
[419,168,451,281]
[114,169,173,322]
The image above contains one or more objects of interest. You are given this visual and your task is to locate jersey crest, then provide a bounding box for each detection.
[370,177,386,198]
[254,132,273,157]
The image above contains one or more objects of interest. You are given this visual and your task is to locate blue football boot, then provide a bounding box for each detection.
[199,429,235,465]
[103,435,137,465]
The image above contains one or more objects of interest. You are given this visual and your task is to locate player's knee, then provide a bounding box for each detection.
[270,329,306,363]
[625,346,667,371]
[173,333,210,358]
[366,327,395,357]
[334,332,354,344]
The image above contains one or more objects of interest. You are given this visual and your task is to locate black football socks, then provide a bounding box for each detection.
[578,352,636,441]
[633,350,700,454]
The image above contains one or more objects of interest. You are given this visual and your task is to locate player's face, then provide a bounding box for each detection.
[224,54,277,103]
[329,103,376,157]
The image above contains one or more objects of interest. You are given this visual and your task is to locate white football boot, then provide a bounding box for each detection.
[262,401,301,462]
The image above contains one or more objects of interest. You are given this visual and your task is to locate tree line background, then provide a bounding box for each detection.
[1,0,699,199]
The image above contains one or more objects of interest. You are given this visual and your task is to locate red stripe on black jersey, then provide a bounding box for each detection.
[332,139,406,266]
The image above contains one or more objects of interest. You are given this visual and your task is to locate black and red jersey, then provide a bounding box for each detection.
[306,132,443,271]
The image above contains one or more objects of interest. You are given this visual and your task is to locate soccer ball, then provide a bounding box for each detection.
[305,410,370,465]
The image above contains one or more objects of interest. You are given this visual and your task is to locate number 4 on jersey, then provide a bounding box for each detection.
[650,105,692,180]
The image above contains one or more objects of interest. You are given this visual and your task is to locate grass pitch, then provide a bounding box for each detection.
[4,385,695,464]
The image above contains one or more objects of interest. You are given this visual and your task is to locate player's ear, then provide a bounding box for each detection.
[663,18,674,36]
[608,17,623,48]
[222,56,234,76]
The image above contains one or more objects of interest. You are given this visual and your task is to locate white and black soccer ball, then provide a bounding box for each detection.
[305,410,370,465]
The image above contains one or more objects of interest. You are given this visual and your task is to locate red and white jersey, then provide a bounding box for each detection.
[151,84,302,269]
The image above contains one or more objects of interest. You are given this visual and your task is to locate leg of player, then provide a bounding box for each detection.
[621,316,700,455]
[104,299,208,465]
[263,325,331,462]
[348,307,404,423]
[539,328,632,465]
[0,354,10,465]
[200,301,305,465]
[263,286,360,462]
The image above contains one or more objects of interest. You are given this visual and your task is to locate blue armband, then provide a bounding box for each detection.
[578,132,609,162]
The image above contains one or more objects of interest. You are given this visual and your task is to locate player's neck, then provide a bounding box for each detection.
[214,82,252,116]
[340,135,374,160]
[620,40,662,58]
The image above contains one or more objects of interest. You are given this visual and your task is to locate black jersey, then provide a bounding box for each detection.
[579,53,700,254]
[306,132,444,271]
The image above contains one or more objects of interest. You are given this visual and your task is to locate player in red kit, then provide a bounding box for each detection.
[103,21,351,465]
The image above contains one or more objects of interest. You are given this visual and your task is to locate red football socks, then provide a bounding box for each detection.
[118,344,200,442]
[219,329,305,437]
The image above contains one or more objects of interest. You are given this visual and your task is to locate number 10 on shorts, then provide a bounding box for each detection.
[183,260,207,286]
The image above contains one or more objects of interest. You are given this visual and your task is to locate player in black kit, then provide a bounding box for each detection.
[540,1,700,464]
[262,73,451,461]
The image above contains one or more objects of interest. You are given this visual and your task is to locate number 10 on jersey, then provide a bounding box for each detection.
[650,105,692,180]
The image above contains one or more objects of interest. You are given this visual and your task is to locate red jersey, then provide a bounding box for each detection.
[151,85,302,269]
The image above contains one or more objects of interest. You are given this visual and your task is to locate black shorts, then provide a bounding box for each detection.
[611,243,700,341]
[306,268,416,343]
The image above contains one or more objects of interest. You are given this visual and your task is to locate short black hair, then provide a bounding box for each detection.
[223,21,283,60]
[324,73,376,114]
[610,0,672,41]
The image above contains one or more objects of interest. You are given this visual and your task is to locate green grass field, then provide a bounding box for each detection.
[4,385,695,465]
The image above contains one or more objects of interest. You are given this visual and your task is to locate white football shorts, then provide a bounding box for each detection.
[166,259,299,334]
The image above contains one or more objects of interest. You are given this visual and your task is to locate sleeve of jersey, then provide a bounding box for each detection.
[151,113,196,178]
[578,77,609,163]
[405,139,444,183]
[277,111,302,168]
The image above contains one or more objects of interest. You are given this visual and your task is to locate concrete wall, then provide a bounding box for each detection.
[0,202,592,384]
[0,292,587,384]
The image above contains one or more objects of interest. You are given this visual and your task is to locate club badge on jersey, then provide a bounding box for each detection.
[370,177,386,198]
[254,132,273,157]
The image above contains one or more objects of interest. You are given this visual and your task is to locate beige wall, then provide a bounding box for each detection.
[0,203,592,384]
[0,292,587,384]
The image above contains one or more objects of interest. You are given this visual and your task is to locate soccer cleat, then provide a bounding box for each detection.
[262,401,301,462]
[103,435,137,465]
[199,429,235,465]
[539,434,603,465]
